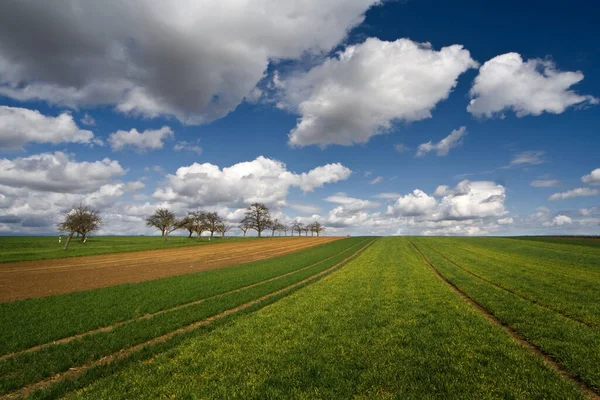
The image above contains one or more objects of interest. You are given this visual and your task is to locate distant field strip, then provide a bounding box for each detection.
[412,238,600,395]
[0,236,256,264]
[0,236,341,302]
[0,238,373,398]
[62,238,585,399]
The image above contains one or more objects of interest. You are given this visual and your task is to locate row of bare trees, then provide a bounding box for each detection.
[145,208,234,242]
[239,203,325,237]
[57,203,328,249]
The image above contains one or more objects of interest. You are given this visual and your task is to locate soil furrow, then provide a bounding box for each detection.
[410,241,600,400]
[417,241,597,329]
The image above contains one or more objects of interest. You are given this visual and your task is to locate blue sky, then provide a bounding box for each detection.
[0,0,598,236]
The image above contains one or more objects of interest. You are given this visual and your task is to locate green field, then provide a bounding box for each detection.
[0,235,253,263]
[1,236,598,399]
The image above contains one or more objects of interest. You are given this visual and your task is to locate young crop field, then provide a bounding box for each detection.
[0,235,256,264]
[0,236,598,399]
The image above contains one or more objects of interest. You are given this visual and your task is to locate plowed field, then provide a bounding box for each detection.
[0,237,340,302]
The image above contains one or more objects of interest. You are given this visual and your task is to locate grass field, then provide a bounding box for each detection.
[1,236,598,399]
[0,235,254,263]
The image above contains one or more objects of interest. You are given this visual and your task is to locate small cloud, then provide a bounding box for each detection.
[173,140,202,155]
[416,126,467,157]
[394,143,409,153]
[370,176,383,185]
[549,187,599,200]
[530,179,560,187]
[375,192,401,199]
[364,170,373,177]
[80,113,96,126]
[498,217,514,225]
[109,126,174,152]
[509,150,545,167]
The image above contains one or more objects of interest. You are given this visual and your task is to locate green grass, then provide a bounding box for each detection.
[413,237,600,393]
[0,235,255,263]
[0,237,370,396]
[65,238,584,399]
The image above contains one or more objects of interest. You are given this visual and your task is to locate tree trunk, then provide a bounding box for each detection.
[210,231,214,238]
[188,230,193,238]
[243,230,247,237]
[164,232,168,242]
[317,232,319,237]
[63,232,74,250]
[222,232,225,238]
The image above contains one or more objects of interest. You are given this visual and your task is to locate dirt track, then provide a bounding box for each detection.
[0,237,341,303]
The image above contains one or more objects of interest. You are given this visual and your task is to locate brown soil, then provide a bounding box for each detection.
[0,237,341,303]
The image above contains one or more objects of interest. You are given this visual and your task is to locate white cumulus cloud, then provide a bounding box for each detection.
[0,106,96,150]
[279,38,477,146]
[108,126,174,151]
[582,168,600,185]
[153,156,351,208]
[0,152,125,193]
[543,215,573,227]
[468,52,598,118]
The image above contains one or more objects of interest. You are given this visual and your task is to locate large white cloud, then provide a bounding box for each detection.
[387,180,507,221]
[153,156,352,208]
[416,126,467,157]
[0,0,380,124]
[582,168,600,185]
[0,152,125,193]
[468,53,598,118]
[0,106,97,150]
[387,190,438,217]
[279,38,477,146]
[108,126,173,151]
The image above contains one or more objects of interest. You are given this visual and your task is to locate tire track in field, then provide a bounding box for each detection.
[410,241,600,400]
[0,238,370,362]
[416,240,597,329]
[1,239,377,400]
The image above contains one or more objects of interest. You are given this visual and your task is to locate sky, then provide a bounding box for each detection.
[0,0,599,236]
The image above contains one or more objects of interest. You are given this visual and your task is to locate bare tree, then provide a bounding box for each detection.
[283,224,289,236]
[239,220,252,237]
[270,218,280,236]
[204,212,223,238]
[303,225,311,236]
[180,214,196,238]
[57,204,102,250]
[242,203,271,237]
[292,221,304,237]
[311,222,325,237]
[146,208,181,242]
[218,222,234,238]
[189,211,208,240]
